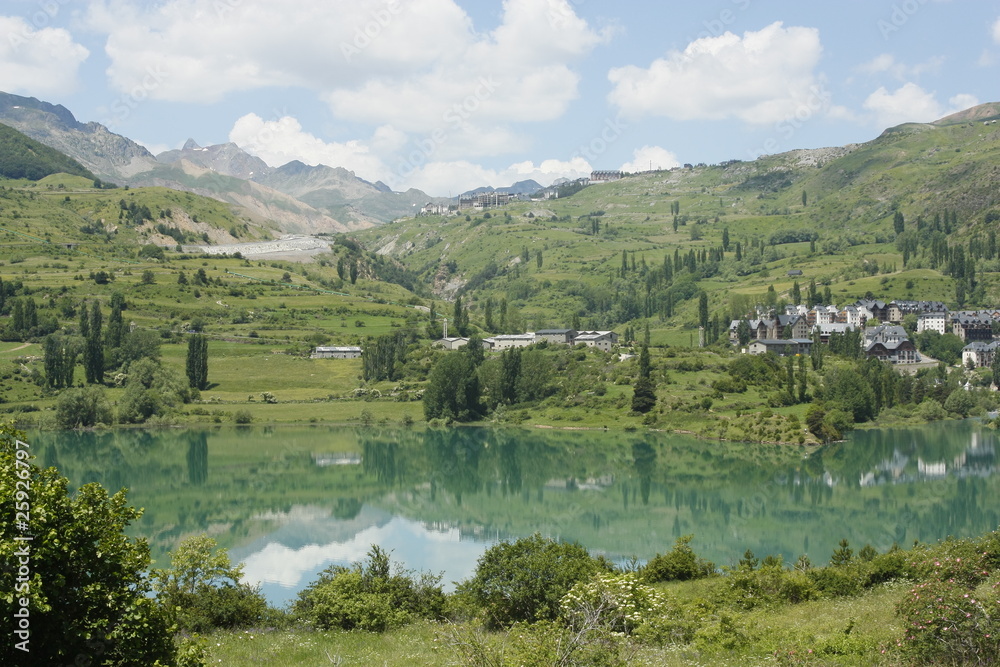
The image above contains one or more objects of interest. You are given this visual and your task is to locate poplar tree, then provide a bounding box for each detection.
[84,301,103,384]
[186,333,209,390]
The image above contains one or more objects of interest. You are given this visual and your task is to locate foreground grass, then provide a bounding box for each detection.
[204,582,910,666]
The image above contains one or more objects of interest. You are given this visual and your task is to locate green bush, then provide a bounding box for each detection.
[294,545,444,632]
[722,563,818,609]
[896,552,1000,665]
[233,409,253,424]
[641,535,716,583]
[153,534,269,633]
[466,533,606,629]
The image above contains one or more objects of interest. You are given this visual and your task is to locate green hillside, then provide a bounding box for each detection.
[357,111,1000,341]
[0,122,96,182]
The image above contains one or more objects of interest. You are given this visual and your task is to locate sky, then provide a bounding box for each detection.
[1,0,999,196]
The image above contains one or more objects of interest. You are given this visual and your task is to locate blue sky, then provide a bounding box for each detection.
[1,0,999,195]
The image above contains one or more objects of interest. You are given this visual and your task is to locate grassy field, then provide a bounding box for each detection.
[201,579,911,666]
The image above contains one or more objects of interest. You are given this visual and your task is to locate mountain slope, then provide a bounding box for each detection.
[0,122,96,181]
[0,92,157,180]
[255,161,447,225]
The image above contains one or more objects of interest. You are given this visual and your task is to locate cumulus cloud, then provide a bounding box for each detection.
[229,113,389,181]
[620,146,680,173]
[88,0,606,159]
[229,112,589,195]
[607,22,824,125]
[863,83,979,128]
[0,16,89,95]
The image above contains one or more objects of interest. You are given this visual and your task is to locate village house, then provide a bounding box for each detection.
[855,299,891,323]
[433,337,471,350]
[589,170,622,183]
[951,312,993,342]
[962,340,1000,368]
[483,333,536,350]
[917,311,948,335]
[862,325,919,364]
[573,330,619,351]
[814,322,855,344]
[310,346,362,359]
[534,329,577,345]
[746,338,813,357]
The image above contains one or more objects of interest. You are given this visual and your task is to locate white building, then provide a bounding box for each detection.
[917,312,947,336]
[573,331,619,351]
[484,334,536,350]
[311,346,362,359]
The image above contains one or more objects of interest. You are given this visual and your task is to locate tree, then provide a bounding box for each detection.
[0,424,177,665]
[56,386,113,428]
[638,343,651,379]
[698,292,709,330]
[801,190,808,207]
[631,376,657,413]
[497,348,522,405]
[893,210,905,235]
[423,354,481,421]
[722,227,730,252]
[468,533,603,629]
[84,301,103,384]
[185,333,209,390]
[736,320,751,346]
[43,334,77,389]
[349,261,359,285]
[153,533,267,632]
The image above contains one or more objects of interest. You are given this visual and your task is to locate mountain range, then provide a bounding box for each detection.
[0,91,457,234]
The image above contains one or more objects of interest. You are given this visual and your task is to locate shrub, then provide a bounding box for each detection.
[560,572,669,636]
[466,533,605,629]
[294,545,444,632]
[896,555,1000,665]
[233,409,253,424]
[153,534,269,633]
[641,535,716,583]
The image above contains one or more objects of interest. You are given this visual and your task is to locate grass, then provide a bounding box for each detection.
[201,582,912,666]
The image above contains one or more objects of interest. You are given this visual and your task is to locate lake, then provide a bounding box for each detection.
[26,421,999,606]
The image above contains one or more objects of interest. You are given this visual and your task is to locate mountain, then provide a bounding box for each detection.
[460,179,543,198]
[254,160,448,225]
[0,91,441,231]
[156,139,272,180]
[0,122,96,181]
[0,91,156,180]
[358,103,1000,316]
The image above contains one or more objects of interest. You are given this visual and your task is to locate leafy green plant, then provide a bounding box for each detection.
[466,533,606,629]
[641,535,716,583]
[294,545,444,632]
[153,534,268,633]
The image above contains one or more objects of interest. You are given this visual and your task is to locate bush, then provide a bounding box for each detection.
[294,545,444,632]
[153,534,269,633]
[233,409,253,424]
[896,554,1000,665]
[55,386,113,428]
[466,533,606,629]
[560,572,669,636]
[641,535,716,583]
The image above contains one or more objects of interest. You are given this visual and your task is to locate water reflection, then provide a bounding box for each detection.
[26,421,1000,605]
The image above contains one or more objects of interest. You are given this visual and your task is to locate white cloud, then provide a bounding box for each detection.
[858,54,943,80]
[620,146,680,173]
[862,83,979,128]
[0,16,89,95]
[88,0,606,159]
[993,17,1000,43]
[229,112,590,194]
[607,22,824,125]
[229,113,389,182]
